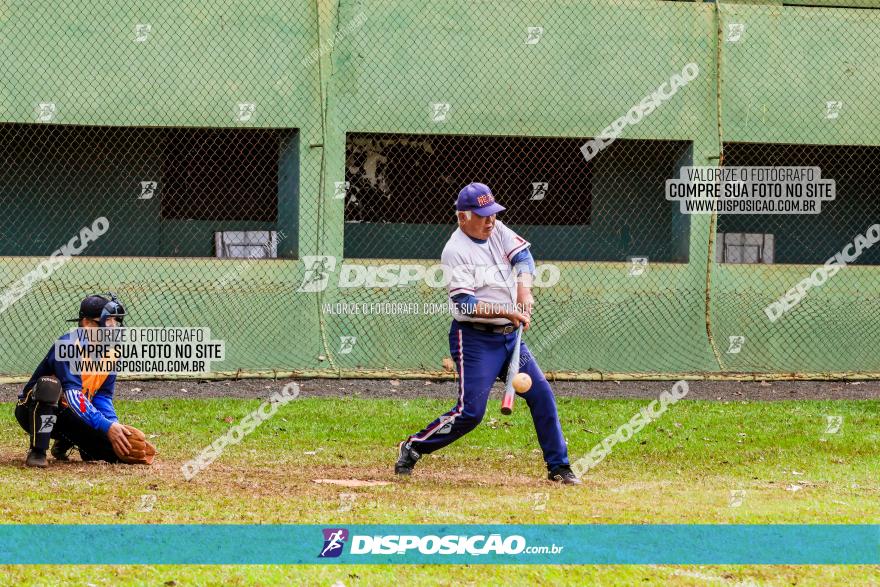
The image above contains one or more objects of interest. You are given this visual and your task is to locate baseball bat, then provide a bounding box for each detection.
[501,325,523,415]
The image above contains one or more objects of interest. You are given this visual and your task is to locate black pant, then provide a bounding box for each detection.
[14,394,119,463]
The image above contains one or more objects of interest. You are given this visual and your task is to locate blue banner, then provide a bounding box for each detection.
[0,525,876,564]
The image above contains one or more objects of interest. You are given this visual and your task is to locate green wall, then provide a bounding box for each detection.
[0,0,327,375]
[324,0,719,374]
[2,0,880,378]
[344,139,692,263]
[0,126,299,258]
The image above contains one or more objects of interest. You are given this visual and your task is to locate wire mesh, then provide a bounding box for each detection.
[1,0,879,379]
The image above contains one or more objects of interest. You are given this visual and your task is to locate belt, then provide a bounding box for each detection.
[457,320,516,335]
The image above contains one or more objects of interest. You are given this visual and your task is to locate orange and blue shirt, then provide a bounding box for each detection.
[19,331,118,434]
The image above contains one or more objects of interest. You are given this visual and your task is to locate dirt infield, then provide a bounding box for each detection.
[4,378,878,402]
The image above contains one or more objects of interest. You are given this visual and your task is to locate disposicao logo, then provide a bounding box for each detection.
[318,528,349,558]
[316,530,563,558]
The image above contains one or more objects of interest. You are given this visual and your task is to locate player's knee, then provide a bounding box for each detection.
[457,418,481,434]
[461,406,487,427]
[33,376,62,405]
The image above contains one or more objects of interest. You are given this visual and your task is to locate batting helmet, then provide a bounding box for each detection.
[68,292,127,327]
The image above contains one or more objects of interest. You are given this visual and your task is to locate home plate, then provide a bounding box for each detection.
[313,479,391,487]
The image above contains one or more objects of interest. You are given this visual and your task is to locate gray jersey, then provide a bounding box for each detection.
[442,220,530,325]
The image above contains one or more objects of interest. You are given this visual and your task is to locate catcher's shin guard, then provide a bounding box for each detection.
[29,376,62,452]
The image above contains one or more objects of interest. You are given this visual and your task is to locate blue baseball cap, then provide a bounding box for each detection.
[455,182,506,217]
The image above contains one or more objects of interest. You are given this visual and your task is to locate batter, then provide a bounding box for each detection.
[395,182,579,485]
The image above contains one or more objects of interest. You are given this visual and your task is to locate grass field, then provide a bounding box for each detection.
[0,394,877,585]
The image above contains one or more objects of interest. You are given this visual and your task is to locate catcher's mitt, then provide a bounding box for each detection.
[115,424,157,465]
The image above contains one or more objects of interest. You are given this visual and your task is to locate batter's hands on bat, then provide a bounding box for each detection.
[108,422,132,457]
[508,309,531,331]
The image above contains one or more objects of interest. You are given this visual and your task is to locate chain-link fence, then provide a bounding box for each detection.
[2,0,879,380]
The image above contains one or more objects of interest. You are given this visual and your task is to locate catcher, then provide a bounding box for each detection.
[14,293,155,467]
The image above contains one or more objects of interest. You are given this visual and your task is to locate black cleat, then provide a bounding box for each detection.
[394,441,421,475]
[26,448,48,468]
[79,449,98,462]
[51,439,73,461]
[548,465,581,485]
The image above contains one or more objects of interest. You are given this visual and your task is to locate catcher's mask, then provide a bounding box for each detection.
[68,292,127,327]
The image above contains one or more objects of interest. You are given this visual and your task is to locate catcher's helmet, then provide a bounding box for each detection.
[68,292,127,326]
